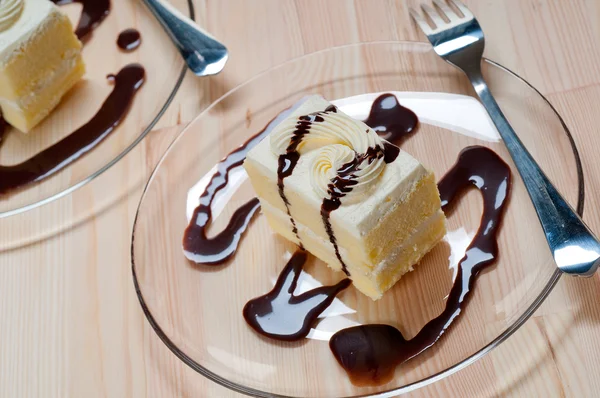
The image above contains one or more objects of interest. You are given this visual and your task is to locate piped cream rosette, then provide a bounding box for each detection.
[270,108,388,205]
[0,0,23,32]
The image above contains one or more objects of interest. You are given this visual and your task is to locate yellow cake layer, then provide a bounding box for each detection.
[364,171,442,265]
[368,210,446,297]
[0,57,84,132]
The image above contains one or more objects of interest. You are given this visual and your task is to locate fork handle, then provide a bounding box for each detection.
[467,69,600,276]
[141,0,227,75]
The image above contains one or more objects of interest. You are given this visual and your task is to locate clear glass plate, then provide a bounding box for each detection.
[0,0,193,218]
[131,42,580,397]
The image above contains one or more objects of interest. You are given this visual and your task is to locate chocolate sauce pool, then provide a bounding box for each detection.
[363,93,419,143]
[117,29,141,51]
[52,0,110,40]
[329,146,511,386]
[0,64,145,195]
[243,250,351,341]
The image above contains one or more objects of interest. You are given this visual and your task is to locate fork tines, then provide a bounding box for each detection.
[410,0,473,33]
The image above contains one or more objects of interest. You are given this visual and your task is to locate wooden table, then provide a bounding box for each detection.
[2,0,600,396]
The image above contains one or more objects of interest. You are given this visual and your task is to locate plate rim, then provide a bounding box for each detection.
[0,0,195,219]
[131,40,582,398]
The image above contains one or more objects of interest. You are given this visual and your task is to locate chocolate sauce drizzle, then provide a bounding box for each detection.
[243,250,351,341]
[52,0,111,41]
[0,64,145,196]
[363,93,419,143]
[182,117,280,265]
[117,29,141,52]
[329,146,511,386]
[276,105,338,248]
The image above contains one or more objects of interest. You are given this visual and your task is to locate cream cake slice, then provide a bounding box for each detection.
[0,0,85,132]
[244,95,446,300]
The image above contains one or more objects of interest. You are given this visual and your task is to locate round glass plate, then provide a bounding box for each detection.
[0,0,193,218]
[132,42,581,397]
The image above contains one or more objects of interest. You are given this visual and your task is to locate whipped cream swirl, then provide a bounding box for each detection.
[270,106,392,205]
[0,0,23,33]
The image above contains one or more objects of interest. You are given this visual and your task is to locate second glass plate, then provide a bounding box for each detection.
[0,0,193,218]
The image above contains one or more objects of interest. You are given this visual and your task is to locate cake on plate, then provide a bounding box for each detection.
[244,95,446,300]
[0,0,85,132]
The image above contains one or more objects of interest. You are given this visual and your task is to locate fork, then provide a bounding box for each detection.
[410,0,600,277]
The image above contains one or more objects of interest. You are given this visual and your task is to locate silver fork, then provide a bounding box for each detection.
[411,0,600,277]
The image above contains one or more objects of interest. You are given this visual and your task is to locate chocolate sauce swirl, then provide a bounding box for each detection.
[182,125,272,265]
[329,146,511,386]
[117,28,141,52]
[52,0,111,41]
[243,250,351,341]
[0,64,145,196]
[182,104,317,265]
[363,93,419,143]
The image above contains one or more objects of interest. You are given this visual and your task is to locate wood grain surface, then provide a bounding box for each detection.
[2,0,600,397]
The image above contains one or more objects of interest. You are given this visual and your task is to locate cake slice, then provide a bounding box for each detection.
[244,96,446,300]
[0,0,85,132]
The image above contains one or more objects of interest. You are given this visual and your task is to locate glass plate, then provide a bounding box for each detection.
[0,0,193,218]
[132,42,581,397]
